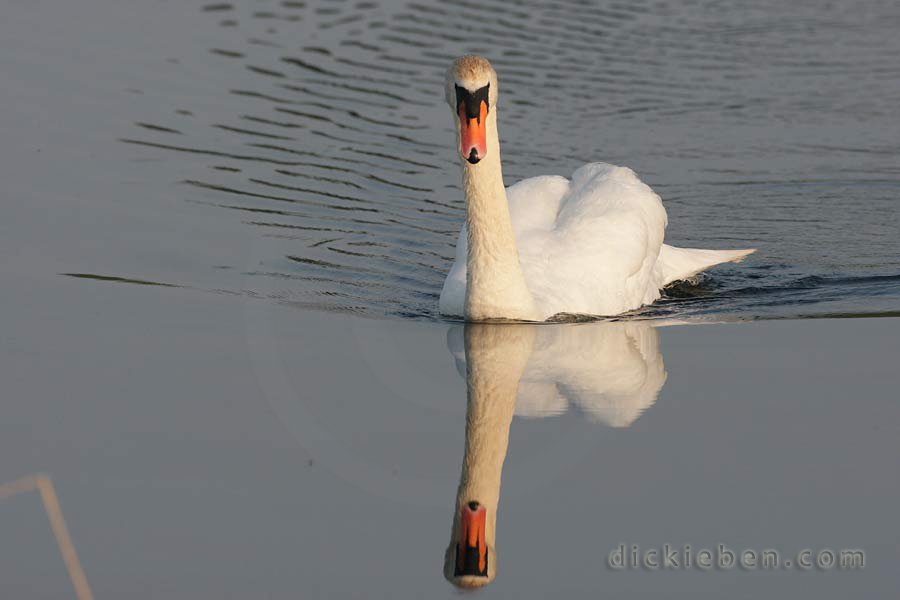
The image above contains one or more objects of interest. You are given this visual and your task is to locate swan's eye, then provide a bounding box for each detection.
[455,83,490,123]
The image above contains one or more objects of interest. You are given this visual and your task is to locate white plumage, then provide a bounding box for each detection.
[440,56,754,321]
[439,163,754,320]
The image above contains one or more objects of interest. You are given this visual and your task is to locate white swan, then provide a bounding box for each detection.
[438,55,755,321]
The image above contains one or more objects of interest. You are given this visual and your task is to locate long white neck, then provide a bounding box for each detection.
[450,323,535,557]
[461,110,538,321]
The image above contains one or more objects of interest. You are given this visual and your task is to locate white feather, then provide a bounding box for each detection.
[440,162,754,319]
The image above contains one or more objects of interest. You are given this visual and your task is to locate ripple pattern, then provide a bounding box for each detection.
[120,0,900,320]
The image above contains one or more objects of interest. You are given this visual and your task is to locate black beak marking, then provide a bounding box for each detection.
[467,148,480,164]
[455,83,490,123]
[454,542,489,577]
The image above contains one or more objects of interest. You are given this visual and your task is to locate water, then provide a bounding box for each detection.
[75,0,900,321]
[1,0,899,598]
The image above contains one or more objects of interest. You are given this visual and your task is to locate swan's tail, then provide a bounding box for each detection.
[657,244,755,286]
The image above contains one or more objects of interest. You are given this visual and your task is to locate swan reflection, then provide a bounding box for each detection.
[443,321,667,588]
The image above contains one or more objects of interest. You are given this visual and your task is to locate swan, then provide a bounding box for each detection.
[438,55,756,321]
[443,320,668,587]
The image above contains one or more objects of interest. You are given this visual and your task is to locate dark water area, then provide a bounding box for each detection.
[1,1,899,598]
[33,0,900,321]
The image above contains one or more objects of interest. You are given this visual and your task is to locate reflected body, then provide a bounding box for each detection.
[443,320,668,587]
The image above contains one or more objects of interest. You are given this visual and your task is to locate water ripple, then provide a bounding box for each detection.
[116,0,900,320]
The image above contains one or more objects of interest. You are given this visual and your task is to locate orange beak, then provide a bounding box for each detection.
[459,101,488,164]
[455,501,488,576]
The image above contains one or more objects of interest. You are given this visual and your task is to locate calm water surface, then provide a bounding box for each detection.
[1,0,899,598]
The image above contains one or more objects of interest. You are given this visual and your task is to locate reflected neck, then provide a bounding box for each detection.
[461,111,537,321]
[452,324,535,546]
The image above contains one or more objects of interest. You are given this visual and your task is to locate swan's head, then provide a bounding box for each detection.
[443,500,497,588]
[446,55,498,165]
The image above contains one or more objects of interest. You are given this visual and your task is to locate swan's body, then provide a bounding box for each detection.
[440,163,754,319]
[439,56,754,321]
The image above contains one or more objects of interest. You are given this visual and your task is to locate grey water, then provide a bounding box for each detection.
[1,0,898,598]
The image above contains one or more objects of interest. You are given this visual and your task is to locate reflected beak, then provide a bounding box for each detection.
[459,102,488,164]
[455,501,488,576]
